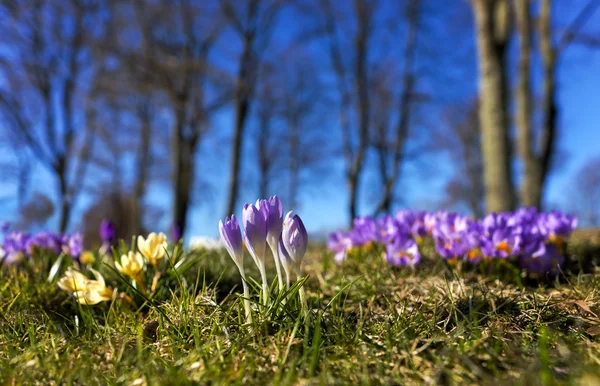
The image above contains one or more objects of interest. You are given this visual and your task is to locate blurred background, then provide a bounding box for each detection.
[0,0,598,245]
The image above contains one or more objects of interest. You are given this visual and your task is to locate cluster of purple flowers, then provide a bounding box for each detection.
[1,228,83,265]
[328,208,577,274]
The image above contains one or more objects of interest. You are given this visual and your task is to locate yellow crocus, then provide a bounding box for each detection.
[58,267,89,293]
[80,250,95,265]
[58,268,114,305]
[115,251,144,279]
[137,232,168,267]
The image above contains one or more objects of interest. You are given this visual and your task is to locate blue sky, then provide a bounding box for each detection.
[1,1,599,239]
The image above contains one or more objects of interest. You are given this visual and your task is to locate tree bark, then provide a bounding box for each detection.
[172,101,194,237]
[347,0,370,225]
[57,158,70,233]
[257,115,270,200]
[515,0,539,208]
[289,121,299,210]
[131,103,151,236]
[472,0,516,212]
[537,0,557,208]
[225,42,253,216]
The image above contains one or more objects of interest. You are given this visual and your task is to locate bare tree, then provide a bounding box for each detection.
[371,0,422,215]
[313,0,375,224]
[516,0,600,208]
[106,0,228,236]
[0,0,101,231]
[222,0,283,216]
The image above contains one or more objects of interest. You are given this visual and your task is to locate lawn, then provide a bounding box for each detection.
[2,232,600,386]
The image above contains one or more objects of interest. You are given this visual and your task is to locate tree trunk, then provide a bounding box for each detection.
[289,122,299,210]
[57,158,70,233]
[347,0,370,226]
[225,43,253,216]
[172,104,194,237]
[515,0,539,208]
[537,0,557,208]
[257,109,270,199]
[132,106,151,236]
[472,0,516,212]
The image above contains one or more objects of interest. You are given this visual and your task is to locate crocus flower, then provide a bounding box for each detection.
[79,250,96,265]
[3,251,25,265]
[219,215,252,323]
[327,231,353,263]
[100,219,117,245]
[281,211,308,275]
[58,268,114,305]
[480,213,521,258]
[115,251,145,279]
[279,211,309,312]
[265,196,285,290]
[540,212,578,249]
[137,232,168,267]
[385,236,420,267]
[219,216,244,269]
[63,233,83,258]
[171,222,182,242]
[58,267,89,293]
[432,214,471,261]
[519,243,564,275]
[242,201,270,305]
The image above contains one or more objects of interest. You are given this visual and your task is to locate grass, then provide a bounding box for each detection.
[2,238,600,385]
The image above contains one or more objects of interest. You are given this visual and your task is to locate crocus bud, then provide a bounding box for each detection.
[137,232,168,267]
[242,201,268,264]
[277,236,292,285]
[265,196,283,249]
[100,219,117,245]
[171,222,182,242]
[281,211,308,271]
[219,215,244,268]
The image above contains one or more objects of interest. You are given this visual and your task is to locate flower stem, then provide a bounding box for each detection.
[239,270,253,325]
[295,268,307,315]
[259,264,269,307]
[269,244,285,292]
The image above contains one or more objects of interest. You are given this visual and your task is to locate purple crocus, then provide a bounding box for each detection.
[539,211,577,248]
[410,211,428,243]
[432,214,470,260]
[385,236,420,267]
[171,222,183,242]
[100,219,117,245]
[219,215,244,268]
[242,201,269,264]
[280,211,309,312]
[265,196,285,290]
[328,231,353,263]
[242,200,270,305]
[265,196,283,246]
[480,213,521,259]
[63,233,83,258]
[218,214,252,323]
[519,242,564,275]
[280,211,308,273]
